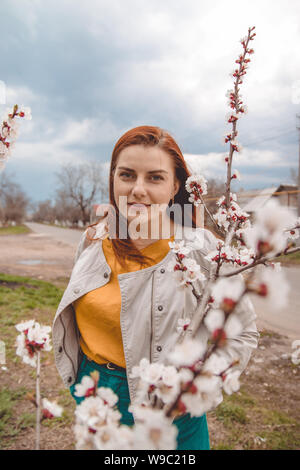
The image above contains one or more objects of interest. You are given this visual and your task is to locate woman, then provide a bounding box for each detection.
[52,125,259,450]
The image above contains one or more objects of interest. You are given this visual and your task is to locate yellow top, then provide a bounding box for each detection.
[74,235,175,368]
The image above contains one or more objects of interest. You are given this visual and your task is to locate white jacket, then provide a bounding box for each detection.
[52,216,259,405]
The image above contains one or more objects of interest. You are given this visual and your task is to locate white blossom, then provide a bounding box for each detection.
[211,276,245,309]
[239,104,248,114]
[74,422,95,450]
[161,365,180,387]
[130,358,150,379]
[232,169,241,180]
[19,105,32,120]
[133,417,178,450]
[230,139,243,152]
[41,398,63,418]
[15,320,52,368]
[168,337,206,367]
[225,89,235,98]
[27,323,52,350]
[168,240,191,255]
[181,374,223,417]
[185,174,208,197]
[74,375,96,398]
[141,363,165,385]
[176,317,191,334]
[181,257,206,283]
[224,314,243,339]
[97,387,119,407]
[204,309,225,332]
[248,263,290,311]
[93,423,135,450]
[285,228,299,240]
[15,319,35,332]
[202,353,231,375]
[244,199,295,257]
[184,230,206,251]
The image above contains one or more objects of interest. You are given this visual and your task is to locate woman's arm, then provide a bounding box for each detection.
[210,294,259,375]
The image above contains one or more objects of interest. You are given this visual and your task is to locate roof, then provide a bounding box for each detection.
[237,187,278,212]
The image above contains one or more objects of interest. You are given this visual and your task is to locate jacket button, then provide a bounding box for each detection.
[67,377,72,383]
[74,288,80,294]
[58,346,63,353]
[104,272,109,278]
[158,305,163,311]
[160,268,165,274]
[157,346,162,352]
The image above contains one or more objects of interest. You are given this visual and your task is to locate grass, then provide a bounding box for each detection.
[274,249,300,265]
[210,385,300,450]
[0,225,31,236]
[214,393,250,427]
[0,273,63,362]
[259,330,282,339]
[0,272,76,449]
[0,387,29,448]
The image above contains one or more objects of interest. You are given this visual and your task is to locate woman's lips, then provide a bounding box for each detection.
[128,203,150,207]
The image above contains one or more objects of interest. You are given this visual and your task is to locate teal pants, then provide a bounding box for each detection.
[70,355,210,451]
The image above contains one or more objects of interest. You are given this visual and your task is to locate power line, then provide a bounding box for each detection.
[243,128,296,147]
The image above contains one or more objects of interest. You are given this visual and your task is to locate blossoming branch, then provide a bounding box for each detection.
[0,104,32,171]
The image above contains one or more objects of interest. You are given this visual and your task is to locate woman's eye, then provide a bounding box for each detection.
[119,172,163,181]
[151,175,163,181]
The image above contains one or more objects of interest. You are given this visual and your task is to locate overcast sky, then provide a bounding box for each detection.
[0,0,299,204]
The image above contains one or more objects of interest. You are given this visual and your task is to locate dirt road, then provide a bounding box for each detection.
[25,222,83,246]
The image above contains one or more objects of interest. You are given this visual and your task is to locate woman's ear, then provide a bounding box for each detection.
[174,178,180,197]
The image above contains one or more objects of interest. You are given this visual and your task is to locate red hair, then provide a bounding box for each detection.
[87,125,202,270]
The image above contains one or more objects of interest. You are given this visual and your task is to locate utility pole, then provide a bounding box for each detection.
[297,114,300,217]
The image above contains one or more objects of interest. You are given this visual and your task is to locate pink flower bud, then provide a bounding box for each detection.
[212,328,227,346]
[42,408,53,419]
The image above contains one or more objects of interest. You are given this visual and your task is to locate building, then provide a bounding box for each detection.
[237,184,298,217]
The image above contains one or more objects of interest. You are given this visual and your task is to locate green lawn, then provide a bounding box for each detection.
[0,273,76,450]
[0,225,31,236]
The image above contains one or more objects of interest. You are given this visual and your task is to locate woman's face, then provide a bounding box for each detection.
[113,144,180,234]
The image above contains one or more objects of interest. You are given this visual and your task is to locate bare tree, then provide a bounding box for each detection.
[55,161,108,225]
[0,172,30,225]
[31,200,55,223]
[53,190,82,226]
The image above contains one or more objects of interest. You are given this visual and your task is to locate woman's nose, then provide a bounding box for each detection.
[132,179,147,197]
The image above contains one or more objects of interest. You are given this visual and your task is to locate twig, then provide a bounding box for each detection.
[199,194,225,236]
[220,246,300,278]
[35,352,41,451]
